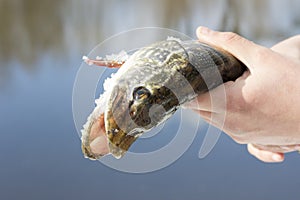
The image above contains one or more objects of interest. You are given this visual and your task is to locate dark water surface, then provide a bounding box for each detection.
[1,0,300,199]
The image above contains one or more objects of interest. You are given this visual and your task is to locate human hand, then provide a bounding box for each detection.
[247,35,300,162]
[189,27,300,163]
[270,35,300,60]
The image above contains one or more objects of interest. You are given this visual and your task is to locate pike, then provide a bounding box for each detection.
[81,38,247,160]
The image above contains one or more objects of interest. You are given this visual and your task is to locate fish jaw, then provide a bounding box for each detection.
[104,84,180,159]
[81,40,188,159]
[81,114,110,160]
[104,84,143,159]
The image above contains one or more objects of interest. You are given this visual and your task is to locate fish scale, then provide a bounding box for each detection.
[81,39,247,159]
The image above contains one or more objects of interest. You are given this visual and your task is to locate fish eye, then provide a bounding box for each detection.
[129,106,137,117]
[133,86,151,100]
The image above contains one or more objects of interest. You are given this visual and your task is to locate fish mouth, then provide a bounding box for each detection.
[81,84,143,160]
[104,85,143,158]
[81,83,179,160]
[81,111,141,160]
[81,90,182,160]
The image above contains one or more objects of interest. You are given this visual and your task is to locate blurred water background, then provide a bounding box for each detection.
[1,0,300,199]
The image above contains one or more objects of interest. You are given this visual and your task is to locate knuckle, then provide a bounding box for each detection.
[232,135,247,144]
[221,32,242,44]
[227,96,243,112]
[243,91,259,106]
[226,92,246,113]
[223,82,247,113]
[254,46,272,63]
[243,87,263,108]
[196,95,209,105]
[224,86,236,110]
[224,126,248,144]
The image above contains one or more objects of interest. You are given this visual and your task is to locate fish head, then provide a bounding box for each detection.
[82,39,187,159]
[105,79,180,158]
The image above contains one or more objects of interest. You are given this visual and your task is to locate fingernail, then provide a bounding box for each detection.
[198,26,211,35]
[272,154,283,162]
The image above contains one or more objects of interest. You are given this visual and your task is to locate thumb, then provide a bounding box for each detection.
[196,26,263,71]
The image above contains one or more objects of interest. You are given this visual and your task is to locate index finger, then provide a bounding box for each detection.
[196,27,265,72]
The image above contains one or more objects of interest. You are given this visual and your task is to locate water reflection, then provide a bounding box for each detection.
[1,0,299,72]
[0,0,64,67]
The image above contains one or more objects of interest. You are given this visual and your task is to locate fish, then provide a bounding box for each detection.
[81,38,247,160]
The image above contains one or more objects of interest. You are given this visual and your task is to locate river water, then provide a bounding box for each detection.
[1,0,300,199]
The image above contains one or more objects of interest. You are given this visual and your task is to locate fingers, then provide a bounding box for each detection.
[253,143,300,153]
[247,143,284,163]
[271,35,300,60]
[185,70,250,112]
[196,26,264,71]
[185,81,232,112]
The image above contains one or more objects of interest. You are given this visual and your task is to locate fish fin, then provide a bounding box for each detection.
[82,56,125,68]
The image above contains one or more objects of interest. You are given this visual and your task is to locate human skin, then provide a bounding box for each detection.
[188,27,300,163]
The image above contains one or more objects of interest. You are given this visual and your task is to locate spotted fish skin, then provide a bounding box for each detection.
[81,39,247,159]
[101,39,247,158]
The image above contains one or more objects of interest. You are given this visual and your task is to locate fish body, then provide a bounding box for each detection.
[82,39,247,159]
